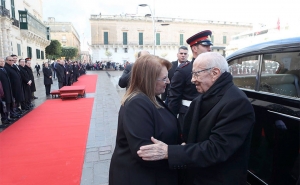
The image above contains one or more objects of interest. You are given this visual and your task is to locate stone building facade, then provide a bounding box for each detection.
[89,15,252,64]
[44,17,81,54]
[0,0,50,67]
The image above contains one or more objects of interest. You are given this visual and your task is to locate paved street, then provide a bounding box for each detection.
[1,69,126,185]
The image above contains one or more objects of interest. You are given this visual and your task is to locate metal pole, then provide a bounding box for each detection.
[148,6,155,55]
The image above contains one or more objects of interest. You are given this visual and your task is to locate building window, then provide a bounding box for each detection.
[11,0,15,18]
[211,35,214,43]
[36,49,40,59]
[62,35,66,43]
[115,48,117,53]
[223,36,227,44]
[27,46,32,58]
[41,51,44,59]
[139,32,143,45]
[156,33,160,45]
[104,32,108,45]
[123,32,127,45]
[1,0,6,8]
[17,44,21,56]
[124,48,128,53]
[180,34,184,45]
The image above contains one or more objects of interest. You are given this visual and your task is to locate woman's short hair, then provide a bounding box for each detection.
[121,55,171,108]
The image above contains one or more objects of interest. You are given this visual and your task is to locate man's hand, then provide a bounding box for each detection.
[137,137,168,161]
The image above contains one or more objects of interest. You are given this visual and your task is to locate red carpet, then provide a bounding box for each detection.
[0,98,94,185]
[73,75,97,93]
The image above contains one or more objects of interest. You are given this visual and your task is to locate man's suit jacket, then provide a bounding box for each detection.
[4,63,24,102]
[56,64,65,83]
[0,67,13,104]
[118,63,133,88]
[161,60,179,101]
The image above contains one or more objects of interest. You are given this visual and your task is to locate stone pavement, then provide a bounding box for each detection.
[80,70,125,185]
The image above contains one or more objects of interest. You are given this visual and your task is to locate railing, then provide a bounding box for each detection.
[0,6,10,18]
[12,18,19,28]
[19,10,48,40]
[90,14,252,26]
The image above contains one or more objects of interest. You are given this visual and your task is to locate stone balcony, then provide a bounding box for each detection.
[0,6,10,18]
[18,10,50,47]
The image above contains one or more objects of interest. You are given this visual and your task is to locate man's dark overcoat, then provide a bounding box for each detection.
[43,66,53,85]
[168,72,255,185]
[4,63,24,102]
[161,60,181,101]
[118,64,133,88]
[19,66,32,101]
[0,67,13,104]
[56,63,65,83]
[25,65,36,92]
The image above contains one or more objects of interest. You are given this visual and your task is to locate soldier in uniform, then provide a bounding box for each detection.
[168,30,212,128]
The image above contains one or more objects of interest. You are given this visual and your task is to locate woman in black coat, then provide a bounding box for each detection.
[43,62,53,96]
[109,55,180,185]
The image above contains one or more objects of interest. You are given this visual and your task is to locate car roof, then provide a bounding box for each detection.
[226,36,300,61]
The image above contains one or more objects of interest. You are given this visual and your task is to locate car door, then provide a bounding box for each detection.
[228,51,300,185]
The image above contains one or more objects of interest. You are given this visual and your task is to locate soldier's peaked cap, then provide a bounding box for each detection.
[186,30,213,47]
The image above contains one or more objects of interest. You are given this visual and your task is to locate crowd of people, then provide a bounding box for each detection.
[0,55,37,128]
[110,30,255,185]
[86,61,125,71]
[0,56,87,128]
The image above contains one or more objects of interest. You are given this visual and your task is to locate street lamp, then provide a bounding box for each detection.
[138,4,156,55]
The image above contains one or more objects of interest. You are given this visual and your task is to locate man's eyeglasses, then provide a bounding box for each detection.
[179,53,188,55]
[157,76,169,83]
[191,68,212,77]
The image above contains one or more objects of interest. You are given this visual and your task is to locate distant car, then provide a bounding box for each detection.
[226,37,300,185]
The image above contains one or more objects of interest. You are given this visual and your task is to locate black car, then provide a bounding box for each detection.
[226,37,300,185]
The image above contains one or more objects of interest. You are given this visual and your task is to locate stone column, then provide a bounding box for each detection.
[1,27,9,57]
[0,27,3,58]
[6,29,12,55]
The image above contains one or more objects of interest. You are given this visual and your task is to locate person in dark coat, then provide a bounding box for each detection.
[25,59,37,100]
[4,56,25,116]
[56,60,65,89]
[18,59,32,110]
[64,61,71,86]
[161,46,189,103]
[73,61,79,82]
[118,50,149,89]
[51,61,56,79]
[0,57,15,124]
[109,55,180,185]
[34,63,41,76]
[43,62,53,96]
[168,30,212,129]
[138,52,255,185]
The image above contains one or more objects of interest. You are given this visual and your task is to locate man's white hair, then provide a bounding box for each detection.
[196,52,229,73]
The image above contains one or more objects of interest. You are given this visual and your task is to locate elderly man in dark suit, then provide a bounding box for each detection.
[161,46,189,104]
[25,59,37,100]
[43,62,53,96]
[118,50,149,88]
[56,59,65,89]
[19,59,32,110]
[138,52,255,185]
[0,57,15,124]
[4,56,24,116]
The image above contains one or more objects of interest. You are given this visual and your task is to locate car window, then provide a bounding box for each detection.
[228,55,259,90]
[260,52,300,98]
